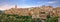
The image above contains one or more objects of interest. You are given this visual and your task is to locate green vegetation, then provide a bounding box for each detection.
[46,15,58,22]
[0,14,32,22]
[0,13,58,22]
[32,18,42,22]
[46,16,58,22]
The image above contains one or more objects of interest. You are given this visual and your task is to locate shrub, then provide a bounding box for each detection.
[46,16,58,22]
[0,14,32,22]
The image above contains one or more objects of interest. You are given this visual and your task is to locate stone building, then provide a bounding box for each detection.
[4,5,31,16]
[54,7,60,17]
[4,5,60,19]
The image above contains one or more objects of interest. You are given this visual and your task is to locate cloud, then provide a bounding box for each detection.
[21,6,36,8]
[36,1,58,5]
[46,1,57,4]
[0,4,15,10]
[0,1,16,10]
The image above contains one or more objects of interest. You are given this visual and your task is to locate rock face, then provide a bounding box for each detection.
[4,5,60,19]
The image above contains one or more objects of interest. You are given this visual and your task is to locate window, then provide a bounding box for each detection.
[41,12,45,14]
[57,11,60,13]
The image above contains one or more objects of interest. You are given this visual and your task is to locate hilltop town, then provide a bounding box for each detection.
[0,5,59,22]
[4,5,60,19]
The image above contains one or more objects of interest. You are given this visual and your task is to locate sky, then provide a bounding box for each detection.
[0,0,60,10]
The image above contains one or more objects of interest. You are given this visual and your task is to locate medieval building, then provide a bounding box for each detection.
[4,5,60,19]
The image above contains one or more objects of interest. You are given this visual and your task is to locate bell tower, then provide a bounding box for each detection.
[15,5,17,8]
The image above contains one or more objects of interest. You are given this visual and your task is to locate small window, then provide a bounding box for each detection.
[58,11,60,13]
[41,12,45,14]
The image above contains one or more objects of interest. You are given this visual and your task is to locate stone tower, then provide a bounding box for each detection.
[15,5,17,8]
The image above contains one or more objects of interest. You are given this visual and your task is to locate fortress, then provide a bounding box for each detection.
[4,5,60,19]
